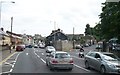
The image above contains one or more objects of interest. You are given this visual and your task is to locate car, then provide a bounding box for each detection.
[84,43,89,47]
[45,46,56,53]
[84,51,120,74]
[34,44,38,48]
[96,44,103,49]
[26,44,33,48]
[75,45,82,49]
[16,45,24,51]
[46,51,74,70]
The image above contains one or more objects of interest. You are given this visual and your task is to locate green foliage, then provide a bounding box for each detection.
[93,2,120,41]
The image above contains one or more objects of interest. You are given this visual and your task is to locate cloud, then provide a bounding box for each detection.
[1,0,106,36]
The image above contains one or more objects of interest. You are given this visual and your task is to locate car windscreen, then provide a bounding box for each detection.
[102,54,119,61]
[55,53,70,58]
[48,46,54,49]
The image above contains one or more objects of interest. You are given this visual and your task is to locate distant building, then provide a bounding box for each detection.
[45,29,73,51]
[6,31,23,46]
[45,29,68,46]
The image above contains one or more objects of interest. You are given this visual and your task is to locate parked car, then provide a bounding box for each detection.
[45,46,56,53]
[16,45,24,51]
[46,51,74,70]
[75,45,83,49]
[96,44,103,49]
[84,51,120,74]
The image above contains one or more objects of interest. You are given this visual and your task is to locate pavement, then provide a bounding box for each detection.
[0,48,16,64]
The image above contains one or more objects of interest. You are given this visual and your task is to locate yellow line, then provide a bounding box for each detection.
[0,52,16,65]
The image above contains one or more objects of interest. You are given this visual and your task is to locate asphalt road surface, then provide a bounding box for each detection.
[1,45,101,75]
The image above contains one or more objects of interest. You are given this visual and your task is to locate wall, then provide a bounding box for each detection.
[54,40,73,52]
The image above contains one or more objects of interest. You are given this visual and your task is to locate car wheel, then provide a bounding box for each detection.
[100,66,106,74]
[46,60,48,66]
[85,61,90,69]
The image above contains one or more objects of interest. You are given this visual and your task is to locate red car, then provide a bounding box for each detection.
[16,45,24,51]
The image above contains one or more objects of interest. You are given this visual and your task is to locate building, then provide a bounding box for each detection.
[46,29,72,51]
[0,28,10,46]
[6,31,23,48]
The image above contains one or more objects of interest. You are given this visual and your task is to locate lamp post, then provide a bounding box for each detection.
[10,17,13,53]
[0,1,15,53]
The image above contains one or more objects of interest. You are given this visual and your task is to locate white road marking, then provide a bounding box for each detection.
[34,51,40,58]
[4,62,13,66]
[41,53,44,55]
[74,64,90,72]
[40,58,46,64]
[71,55,84,60]
[12,65,14,68]
[26,53,29,55]
[9,69,13,72]
[0,71,10,74]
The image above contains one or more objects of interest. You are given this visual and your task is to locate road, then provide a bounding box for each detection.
[1,45,101,74]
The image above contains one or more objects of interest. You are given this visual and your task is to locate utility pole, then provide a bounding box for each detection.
[10,17,13,53]
[73,27,75,49]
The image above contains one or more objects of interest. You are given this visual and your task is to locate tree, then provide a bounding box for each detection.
[84,24,91,35]
[99,2,120,41]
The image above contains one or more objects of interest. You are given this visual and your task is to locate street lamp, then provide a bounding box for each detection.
[0,1,15,53]
[0,1,15,27]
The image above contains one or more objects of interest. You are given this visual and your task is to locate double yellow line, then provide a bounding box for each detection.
[0,52,16,65]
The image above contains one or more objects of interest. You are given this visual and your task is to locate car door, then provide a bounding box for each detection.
[87,52,96,68]
[92,53,102,71]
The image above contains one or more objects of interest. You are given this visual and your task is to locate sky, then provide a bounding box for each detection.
[1,0,106,37]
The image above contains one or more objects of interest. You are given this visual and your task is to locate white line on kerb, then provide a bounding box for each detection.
[40,58,46,64]
[74,64,90,72]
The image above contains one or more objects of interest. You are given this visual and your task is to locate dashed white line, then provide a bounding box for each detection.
[40,58,46,64]
[41,53,44,55]
[26,53,29,55]
[71,55,84,60]
[74,64,90,72]
[9,69,13,72]
[12,65,14,68]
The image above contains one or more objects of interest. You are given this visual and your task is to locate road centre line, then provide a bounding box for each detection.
[71,55,84,60]
[9,69,13,72]
[26,53,29,55]
[40,58,46,64]
[74,64,90,72]
[34,51,40,58]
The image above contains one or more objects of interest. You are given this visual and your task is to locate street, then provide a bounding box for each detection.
[1,45,101,74]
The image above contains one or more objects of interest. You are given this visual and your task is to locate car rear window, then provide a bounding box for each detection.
[55,53,70,58]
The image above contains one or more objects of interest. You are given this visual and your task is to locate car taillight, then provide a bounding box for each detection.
[69,60,73,63]
[52,60,58,63]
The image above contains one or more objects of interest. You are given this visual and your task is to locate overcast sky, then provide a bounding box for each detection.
[1,0,106,36]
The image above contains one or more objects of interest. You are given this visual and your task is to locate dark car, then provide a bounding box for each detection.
[26,45,33,48]
[16,45,24,51]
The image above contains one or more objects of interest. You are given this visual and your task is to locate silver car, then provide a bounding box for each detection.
[84,51,120,74]
[45,46,56,53]
[46,51,74,70]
